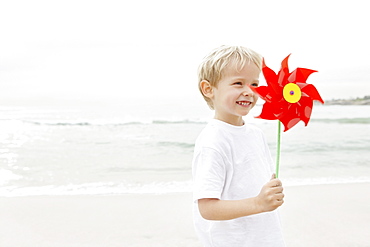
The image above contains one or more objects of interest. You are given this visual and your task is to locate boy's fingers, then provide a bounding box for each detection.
[271,173,276,180]
[269,179,282,188]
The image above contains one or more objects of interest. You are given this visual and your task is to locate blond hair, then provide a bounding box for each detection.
[198,45,262,109]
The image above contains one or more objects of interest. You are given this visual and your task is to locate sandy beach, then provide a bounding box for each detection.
[1,183,369,247]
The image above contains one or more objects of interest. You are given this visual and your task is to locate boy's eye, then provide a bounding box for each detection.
[251,83,259,87]
[234,82,242,85]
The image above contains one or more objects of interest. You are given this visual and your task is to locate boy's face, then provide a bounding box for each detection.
[212,62,260,126]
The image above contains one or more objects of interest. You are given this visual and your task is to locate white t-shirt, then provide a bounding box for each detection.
[192,119,285,247]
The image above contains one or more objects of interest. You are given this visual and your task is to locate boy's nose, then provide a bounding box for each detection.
[243,86,254,97]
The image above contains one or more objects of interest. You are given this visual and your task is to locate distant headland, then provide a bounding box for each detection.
[323,95,370,105]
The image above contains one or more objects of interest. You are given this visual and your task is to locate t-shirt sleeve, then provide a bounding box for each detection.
[192,147,226,202]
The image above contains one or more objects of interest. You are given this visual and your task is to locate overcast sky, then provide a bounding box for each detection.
[1,0,369,104]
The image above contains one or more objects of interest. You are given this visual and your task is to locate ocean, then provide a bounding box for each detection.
[1,100,370,197]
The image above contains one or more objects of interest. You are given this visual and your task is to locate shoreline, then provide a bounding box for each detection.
[1,183,369,247]
[3,177,370,197]
[319,95,370,105]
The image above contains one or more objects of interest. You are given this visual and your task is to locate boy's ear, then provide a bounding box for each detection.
[200,80,214,99]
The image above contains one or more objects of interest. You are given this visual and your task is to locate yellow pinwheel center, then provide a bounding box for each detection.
[283,83,301,103]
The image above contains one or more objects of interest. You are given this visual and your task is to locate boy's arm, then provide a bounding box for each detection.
[198,175,284,221]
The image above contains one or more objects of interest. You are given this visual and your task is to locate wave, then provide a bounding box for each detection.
[2,116,369,127]
[2,177,370,197]
[284,177,370,187]
[281,141,370,154]
[6,119,208,127]
[0,181,194,197]
[152,119,207,124]
[311,117,370,124]
[0,169,22,186]
[157,141,195,149]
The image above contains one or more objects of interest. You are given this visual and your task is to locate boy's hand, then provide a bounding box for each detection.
[255,173,284,213]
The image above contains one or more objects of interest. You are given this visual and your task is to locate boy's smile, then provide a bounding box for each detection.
[236,101,253,107]
[211,62,260,126]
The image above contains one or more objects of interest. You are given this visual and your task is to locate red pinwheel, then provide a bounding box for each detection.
[253,54,324,132]
[253,55,324,177]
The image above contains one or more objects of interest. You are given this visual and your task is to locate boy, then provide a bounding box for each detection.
[192,45,285,247]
